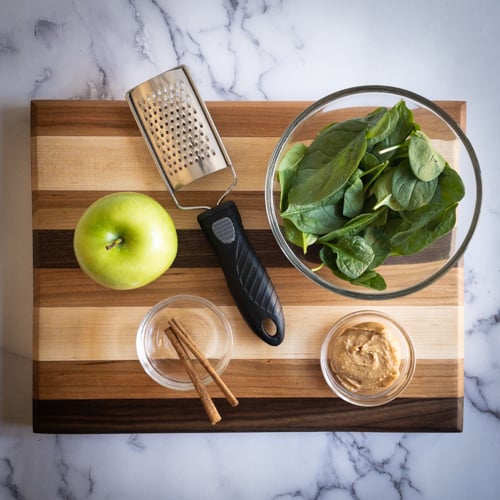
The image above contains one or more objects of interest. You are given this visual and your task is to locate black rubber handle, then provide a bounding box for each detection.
[197,201,285,346]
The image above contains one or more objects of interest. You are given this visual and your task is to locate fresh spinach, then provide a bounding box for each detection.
[277,142,307,211]
[319,245,387,290]
[408,130,446,181]
[276,100,465,291]
[324,235,375,279]
[283,201,347,236]
[343,169,364,217]
[318,208,387,243]
[391,159,439,210]
[287,120,368,206]
[283,219,318,254]
[363,225,392,269]
[372,168,404,211]
[389,203,458,255]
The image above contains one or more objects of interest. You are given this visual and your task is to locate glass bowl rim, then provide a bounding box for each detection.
[136,294,233,391]
[265,84,483,299]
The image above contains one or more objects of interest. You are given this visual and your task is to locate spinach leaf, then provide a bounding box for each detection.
[374,100,414,155]
[360,151,381,170]
[390,203,457,256]
[343,169,364,217]
[391,159,438,210]
[388,163,464,255]
[365,107,395,147]
[408,130,446,181]
[318,207,387,243]
[307,118,368,162]
[277,143,308,211]
[288,120,368,206]
[363,225,392,269]
[319,244,338,271]
[282,201,347,235]
[361,159,390,195]
[283,219,318,254]
[372,168,404,211]
[320,246,387,290]
[324,235,374,279]
[434,163,465,205]
[351,269,387,290]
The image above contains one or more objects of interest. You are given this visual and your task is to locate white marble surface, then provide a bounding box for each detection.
[1,0,499,498]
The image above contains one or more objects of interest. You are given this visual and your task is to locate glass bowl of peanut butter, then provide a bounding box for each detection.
[320,310,416,406]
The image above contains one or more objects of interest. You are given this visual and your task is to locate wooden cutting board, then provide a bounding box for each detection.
[32,100,464,433]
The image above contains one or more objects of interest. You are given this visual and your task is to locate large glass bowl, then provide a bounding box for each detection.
[265,86,482,299]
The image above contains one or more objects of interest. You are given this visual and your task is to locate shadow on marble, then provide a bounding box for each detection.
[1,348,32,427]
[0,106,35,428]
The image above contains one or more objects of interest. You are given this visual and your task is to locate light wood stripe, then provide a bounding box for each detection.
[34,304,462,362]
[33,359,463,400]
[31,136,276,191]
[31,135,458,192]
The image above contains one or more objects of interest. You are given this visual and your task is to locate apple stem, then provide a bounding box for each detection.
[105,237,124,251]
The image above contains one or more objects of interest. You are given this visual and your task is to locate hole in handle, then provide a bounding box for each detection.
[261,317,278,338]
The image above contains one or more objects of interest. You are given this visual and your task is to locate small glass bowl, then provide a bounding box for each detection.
[320,310,416,406]
[265,85,482,299]
[136,295,233,391]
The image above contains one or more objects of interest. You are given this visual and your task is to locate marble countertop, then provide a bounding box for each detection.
[1,1,499,498]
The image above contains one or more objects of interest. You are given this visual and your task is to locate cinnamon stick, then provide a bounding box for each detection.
[164,326,221,425]
[169,318,239,407]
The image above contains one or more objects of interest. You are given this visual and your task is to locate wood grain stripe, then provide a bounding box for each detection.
[31,134,459,193]
[31,100,464,139]
[32,396,463,433]
[34,305,462,362]
[33,228,288,269]
[31,100,312,137]
[33,267,462,308]
[33,359,462,400]
[32,135,276,192]
[32,191,270,230]
[33,228,455,270]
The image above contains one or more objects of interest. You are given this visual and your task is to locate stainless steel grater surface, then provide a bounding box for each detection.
[126,65,237,210]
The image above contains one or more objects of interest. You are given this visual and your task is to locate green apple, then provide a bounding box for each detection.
[73,192,178,290]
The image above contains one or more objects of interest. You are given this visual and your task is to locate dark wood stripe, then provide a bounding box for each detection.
[33,397,463,433]
[31,100,463,139]
[31,100,138,137]
[33,228,289,269]
[33,228,454,269]
[31,100,310,138]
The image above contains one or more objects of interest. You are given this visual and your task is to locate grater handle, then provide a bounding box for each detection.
[197,201,285,346]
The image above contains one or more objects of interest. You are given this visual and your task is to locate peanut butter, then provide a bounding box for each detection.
[330,321,401,392]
